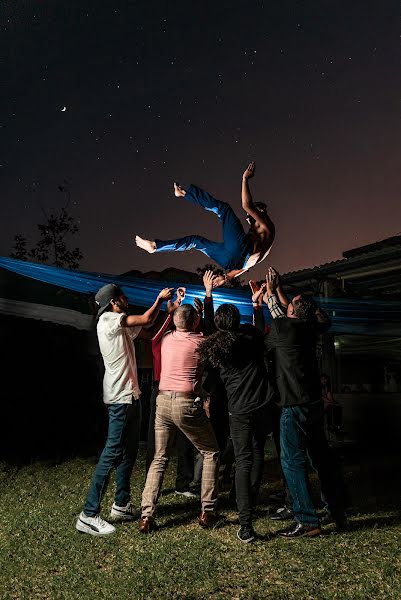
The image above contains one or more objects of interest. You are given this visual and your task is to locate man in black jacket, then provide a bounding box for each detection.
[264,268,346,538]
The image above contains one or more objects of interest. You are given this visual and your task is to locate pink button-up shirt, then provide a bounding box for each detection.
[159,330,204,392]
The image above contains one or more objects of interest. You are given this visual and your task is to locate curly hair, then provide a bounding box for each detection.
[197,304,242,368]
[197,330,241,368]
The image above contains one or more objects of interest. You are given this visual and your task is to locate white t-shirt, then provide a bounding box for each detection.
[97,312,142,404]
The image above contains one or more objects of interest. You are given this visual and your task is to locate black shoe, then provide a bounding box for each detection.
[277,522,321,538]
[237,526,255,543]
[321,510,348,531]
[270,506,294,521]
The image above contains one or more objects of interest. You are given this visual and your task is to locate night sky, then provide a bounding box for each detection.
[2,1,401,282]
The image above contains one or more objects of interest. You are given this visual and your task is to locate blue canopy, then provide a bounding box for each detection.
[1,257,400,336]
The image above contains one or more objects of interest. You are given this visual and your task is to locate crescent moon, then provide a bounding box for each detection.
[61,106,67,112]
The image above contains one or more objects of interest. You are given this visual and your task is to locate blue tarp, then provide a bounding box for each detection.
[1,257,400,335]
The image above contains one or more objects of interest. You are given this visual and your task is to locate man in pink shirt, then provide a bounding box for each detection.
[140,304,220,532]
[146,288,200,497]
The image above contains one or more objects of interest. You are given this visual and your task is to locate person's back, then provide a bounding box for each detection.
[264,289,347,536]
[266,317,321,407]
[198,304,272,542]
[217,324,270,415]
[140,304,220,533]
[159,330,203,393]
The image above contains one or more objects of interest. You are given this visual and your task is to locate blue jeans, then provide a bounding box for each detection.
[229,407,269,528]
[83,401,141,516]
[155,185,252,270]
[280,403,345,526]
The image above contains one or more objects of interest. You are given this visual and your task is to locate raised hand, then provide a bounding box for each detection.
[166,286,185,313]
[202,270,215,295]
[242,161,255,180]
[158,287,174,301]
[194,297,204,315]
[249,280,266,305]
[269,266,281,286]
[212,274,226,288]
[265,268,278,296]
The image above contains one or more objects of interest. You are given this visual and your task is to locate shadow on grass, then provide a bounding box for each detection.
[155,512,232,531]
[346,512,401,532]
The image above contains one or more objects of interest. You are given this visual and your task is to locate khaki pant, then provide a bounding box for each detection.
[141,393,220,518]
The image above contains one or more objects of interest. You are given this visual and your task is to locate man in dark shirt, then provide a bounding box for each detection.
[198,304,273,543]
[264,269,346,538]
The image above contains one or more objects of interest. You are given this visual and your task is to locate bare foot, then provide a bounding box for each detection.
[135,235,156,253]
[174,182,186,197]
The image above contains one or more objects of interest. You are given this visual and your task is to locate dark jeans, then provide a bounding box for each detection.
[326,404,343,429]
[155,185,252,270]
[83,401,141,517]
[146,382,194,491]
[271,403,294,507]
[229,406,269,528]
[209,391,230,453]
[280,403,346,526]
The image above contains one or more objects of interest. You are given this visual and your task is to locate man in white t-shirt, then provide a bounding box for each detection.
[76,282,173,537]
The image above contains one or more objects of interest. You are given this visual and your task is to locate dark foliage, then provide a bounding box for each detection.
[9,185,83,269]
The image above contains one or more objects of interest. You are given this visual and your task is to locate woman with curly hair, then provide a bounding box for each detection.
[197,304,273,543]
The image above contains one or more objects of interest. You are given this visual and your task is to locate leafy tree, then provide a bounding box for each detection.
[9,183,83,269]
[29,207,83,269]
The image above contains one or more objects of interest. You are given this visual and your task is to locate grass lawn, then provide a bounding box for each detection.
[0,446,400,600]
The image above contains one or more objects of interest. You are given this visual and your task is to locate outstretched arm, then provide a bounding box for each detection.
[140,287,185,339]
[122,288,174,328]
[242,161,275,244]
[242,162,255,210]
[249,280,266,331]
[263,270,285,319]
[202,270,219,335]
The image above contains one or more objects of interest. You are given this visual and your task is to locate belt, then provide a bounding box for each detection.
[159,390,196,398]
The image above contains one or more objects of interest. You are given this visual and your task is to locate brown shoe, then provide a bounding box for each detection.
[139,516,154,534]
[199,511,218,528]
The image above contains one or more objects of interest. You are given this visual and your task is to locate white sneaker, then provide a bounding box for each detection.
[110,501,136,521]
[175,490,198,498]
[76,512,116,536]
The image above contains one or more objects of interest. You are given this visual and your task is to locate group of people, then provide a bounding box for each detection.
[76,163,347,543]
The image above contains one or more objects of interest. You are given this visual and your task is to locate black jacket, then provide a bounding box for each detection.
[265,317,323,407]
[203,324,272,415]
